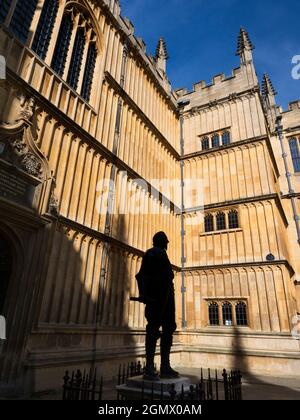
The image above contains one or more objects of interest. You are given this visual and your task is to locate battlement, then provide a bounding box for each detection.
[288,100,300,111]
[175,64,258,110]
[116,7,177,102]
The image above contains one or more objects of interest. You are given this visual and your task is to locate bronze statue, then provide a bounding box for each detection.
[135,232,179,381]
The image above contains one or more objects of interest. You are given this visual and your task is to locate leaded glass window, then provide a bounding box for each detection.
[222,131,231,146]
[201,137,210,151]
[222,302,233,326]
[212,134,220,148]
[216,212,226,231]
[9,0,38,44]
[205,214,214,233]
[209,302,219,326]
[236,302,248,326]
[289,138,300,173]
[67,27,85,90]
[81,42,97,101]
[0,0,12,24]
[31,0,59,60]
[51,13,73,77]
[228,210,239,229]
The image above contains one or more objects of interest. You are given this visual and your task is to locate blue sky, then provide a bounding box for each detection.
[120,0,300,109]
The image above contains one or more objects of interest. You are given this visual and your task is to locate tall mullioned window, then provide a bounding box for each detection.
[222,131,231,146]
[0,0,12,24]
[207,301,249,327]
[67,27,85,90]
[9,0,38,43]
[201,130,231,151]
[201,137,210,151]
[228,210,239,229]
[236,302,248,326]
[222,302,233,326]
[205,214,214,233]
[212,134,220,148]
[209,303,219,326]
[32,0,59,60]
[216,212,226,231]
[289,137,300,173]
[81,42,97,101]
[51,13,73,77]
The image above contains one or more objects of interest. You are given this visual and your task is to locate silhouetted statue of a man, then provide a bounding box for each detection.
[136,232,179,381]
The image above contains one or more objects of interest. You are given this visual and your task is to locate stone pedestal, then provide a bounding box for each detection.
[116,376,191,400]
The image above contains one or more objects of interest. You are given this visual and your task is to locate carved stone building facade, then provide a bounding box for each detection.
[0,0,299,396]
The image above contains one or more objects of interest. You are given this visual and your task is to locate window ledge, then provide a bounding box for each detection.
[205,326,250,331]
[200,228,242,237]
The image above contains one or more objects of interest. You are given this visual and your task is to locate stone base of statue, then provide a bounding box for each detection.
[116,375,191,400]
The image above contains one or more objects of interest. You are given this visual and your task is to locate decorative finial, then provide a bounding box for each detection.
[261,73,277,97]
[155,38,168,74]
[236,27,255,58]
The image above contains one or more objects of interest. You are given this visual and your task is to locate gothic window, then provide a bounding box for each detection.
[201,137,210,151]
[0,0,12,23]
[212,134,220,148]
[31,0,59,60]
[81,42,97,101]
[67,27,85,90]
[51,13,73,77]
[209,302,219,326]
[289,138,300,173]
[236,302,248,326]
[222,302,233,326]
[9,0,38,44]
[222,131,231,146]
[228,210,239,229]
[216,212,226,231]
[205,214,214,233]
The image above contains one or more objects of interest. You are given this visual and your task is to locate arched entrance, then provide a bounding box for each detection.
[0,233,12,314]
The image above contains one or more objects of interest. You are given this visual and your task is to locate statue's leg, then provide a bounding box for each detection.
[160,292,179,378]
[144,305,160,381]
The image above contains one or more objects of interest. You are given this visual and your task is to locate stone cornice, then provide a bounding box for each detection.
[182,193,289,227]
[183,260,295,276]
[181,135,266,160]
[181,85,261,115]
[181,134,280,179]
[104,71,180,159]
[57,216,181,271]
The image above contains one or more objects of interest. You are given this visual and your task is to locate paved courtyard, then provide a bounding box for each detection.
[179,368,300,400]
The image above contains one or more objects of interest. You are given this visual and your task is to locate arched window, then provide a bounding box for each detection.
[209,302,219,326]
[289,138,300,173]
[236,302,248,326]
[222,302,233,326]
[81,42,97,101]
[228,210,239,229]
[222,131,231,146]
[212,134,220,148]
[0,0,12,24]
[204,214,214,233]
[201,137,210,151]
[51,13,73,77]
[31,0,59,60]
[9,0,38,44]
[67,27,86,90]
[216,212,226,231]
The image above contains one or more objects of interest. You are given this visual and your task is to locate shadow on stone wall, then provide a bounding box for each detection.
[232,327,300,400]
[0,210,142,398]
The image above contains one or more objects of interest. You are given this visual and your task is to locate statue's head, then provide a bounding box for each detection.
[153,231,169,250]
